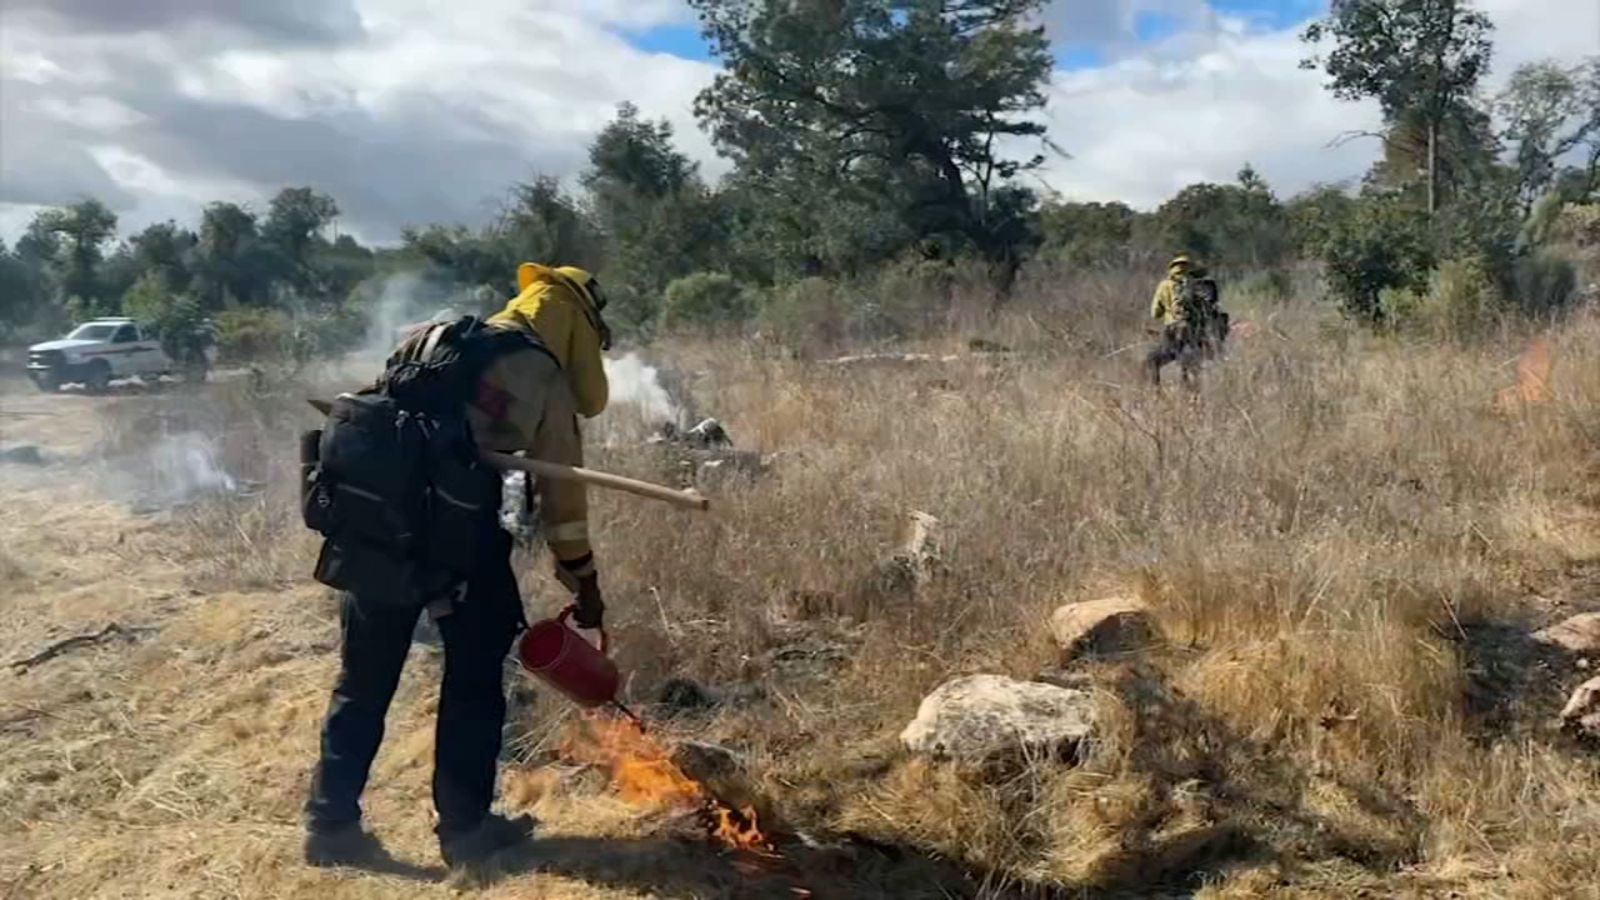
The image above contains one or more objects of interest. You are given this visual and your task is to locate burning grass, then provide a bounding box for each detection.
[4,285,1600,898]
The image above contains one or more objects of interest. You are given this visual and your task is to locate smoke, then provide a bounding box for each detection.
[98,431,249,514]
[353,273,468,363]
[604,353,682,425]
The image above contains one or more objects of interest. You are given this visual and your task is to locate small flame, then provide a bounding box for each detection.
[559,715,773,852]
[1496,336,1554,412]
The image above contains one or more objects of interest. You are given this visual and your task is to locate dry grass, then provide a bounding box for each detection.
[5,282,1600,898]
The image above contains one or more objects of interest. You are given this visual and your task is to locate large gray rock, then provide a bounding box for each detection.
[900,674,1094,765]
[1535,614,1600,655]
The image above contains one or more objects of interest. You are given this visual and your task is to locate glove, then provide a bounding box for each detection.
[556,553,604,630]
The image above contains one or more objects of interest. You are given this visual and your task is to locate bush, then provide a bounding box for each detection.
[215,308,290,362]
[1321,197,1435,326]
[660,272,756,331]
[1513,250,1580,318]
[758,277,846,355]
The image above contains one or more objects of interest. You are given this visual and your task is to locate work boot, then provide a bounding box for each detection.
[439,812,537,870]
[303,823,385,868]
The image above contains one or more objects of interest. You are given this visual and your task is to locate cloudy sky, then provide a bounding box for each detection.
[0,0,1595,246]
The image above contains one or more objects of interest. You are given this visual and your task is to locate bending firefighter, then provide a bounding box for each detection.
[299,263,612,870]
[1145,255,1228,388]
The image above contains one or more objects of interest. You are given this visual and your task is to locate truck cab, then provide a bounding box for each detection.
[26,317,216,393]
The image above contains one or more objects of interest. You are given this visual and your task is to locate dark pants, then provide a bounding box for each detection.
[1145,324,1205,387]
[305,529,522,842]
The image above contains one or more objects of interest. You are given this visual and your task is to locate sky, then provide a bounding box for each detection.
[0,0,1595,246]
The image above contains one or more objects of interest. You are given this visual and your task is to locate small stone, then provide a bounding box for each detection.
[1049,595,1161,660]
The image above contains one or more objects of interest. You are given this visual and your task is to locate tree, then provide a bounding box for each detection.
[1149,167,1291,270]
[1301,0,1496,215]
[129,221,199,293]
[1037,200,1139,267]
[1497,58,1600,210]
[262,187,340,293]
[582,102,699,202]
[688,0,1055,275]
[1285,184,1359,257]
[1321,193,1436,324]
[581,103,731,328]
[34,199,119,312]
[194,202,274,307]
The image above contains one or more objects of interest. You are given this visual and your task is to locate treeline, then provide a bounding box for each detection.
[1,0,1598,358]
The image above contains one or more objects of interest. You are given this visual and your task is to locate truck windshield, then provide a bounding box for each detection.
[66,323,121,341]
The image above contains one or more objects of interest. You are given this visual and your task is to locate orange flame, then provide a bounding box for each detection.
[559,715,773,853]
[1496,336,1554,412]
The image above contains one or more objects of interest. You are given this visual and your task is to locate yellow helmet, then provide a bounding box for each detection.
[1169,254,1192,270]
[554,266,606,313]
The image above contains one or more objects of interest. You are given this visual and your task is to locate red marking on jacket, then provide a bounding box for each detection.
[473,380,510,421]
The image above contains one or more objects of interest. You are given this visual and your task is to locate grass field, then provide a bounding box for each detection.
[4,279,1600,899]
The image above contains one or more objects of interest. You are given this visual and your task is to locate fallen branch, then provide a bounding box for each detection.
[9,623,150,674]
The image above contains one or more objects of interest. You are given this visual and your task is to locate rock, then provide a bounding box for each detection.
[967,338,1013,353]
[875,511,945,600]
[899,674,1094,766]
[0,444,44,465]
[670,740,781,833]
[656,678,721,714]
[1534,613,1600,655]
[1050,595,1160,659]
[685,418,732,449]
[1561,676,1600,738]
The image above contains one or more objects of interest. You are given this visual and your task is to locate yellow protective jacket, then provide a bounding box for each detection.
[488,263,609,419]
[1150,278,1182,325]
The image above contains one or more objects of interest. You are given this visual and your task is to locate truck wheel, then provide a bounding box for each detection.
[83,360,112,394]
[34,371,61,393]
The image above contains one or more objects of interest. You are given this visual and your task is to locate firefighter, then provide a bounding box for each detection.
[303,263,611,871]
[1144,255,1222,388]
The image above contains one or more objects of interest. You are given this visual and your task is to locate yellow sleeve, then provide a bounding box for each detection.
[565,306,609,419]
[1151,281,1173,321]
[529,379,592,562]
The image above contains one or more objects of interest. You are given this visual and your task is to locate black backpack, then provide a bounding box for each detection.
[1174,275,1219,325]
[300,316,551,604]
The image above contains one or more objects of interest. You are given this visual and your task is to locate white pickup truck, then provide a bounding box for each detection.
[26,317,217,393]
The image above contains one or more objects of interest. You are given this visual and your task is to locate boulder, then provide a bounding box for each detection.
[0,443,44,466]
[1561,676,1600,739]
[1534,613,1600,655]
[1050,595,1160,659]
[900,674,1094,766]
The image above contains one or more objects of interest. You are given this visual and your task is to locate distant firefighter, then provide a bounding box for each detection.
[1145,255,1228,388]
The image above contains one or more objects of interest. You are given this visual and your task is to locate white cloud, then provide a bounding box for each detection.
[0,0,1593,245]
[1038,0,1600,209]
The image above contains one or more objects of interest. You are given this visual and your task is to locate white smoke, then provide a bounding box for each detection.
[353,273,470,364]
[603,352,681,425]
[99,431,247,514]
[593,352,691,445]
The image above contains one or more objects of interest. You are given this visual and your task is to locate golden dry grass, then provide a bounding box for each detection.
[5,286,1600,899]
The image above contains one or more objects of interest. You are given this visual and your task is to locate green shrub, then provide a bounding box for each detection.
[758,277,846,355]
[1427,256,1501,336]
[1513,250,1580,318]
[215,308,290,362]
[1321,197,1435,326]
[660,272,755,331]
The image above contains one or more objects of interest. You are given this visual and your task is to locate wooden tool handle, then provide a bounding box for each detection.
[482,451,710,511]
[309,397,710,511]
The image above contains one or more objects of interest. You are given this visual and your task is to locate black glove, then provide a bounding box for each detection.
[556,553,604,629]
